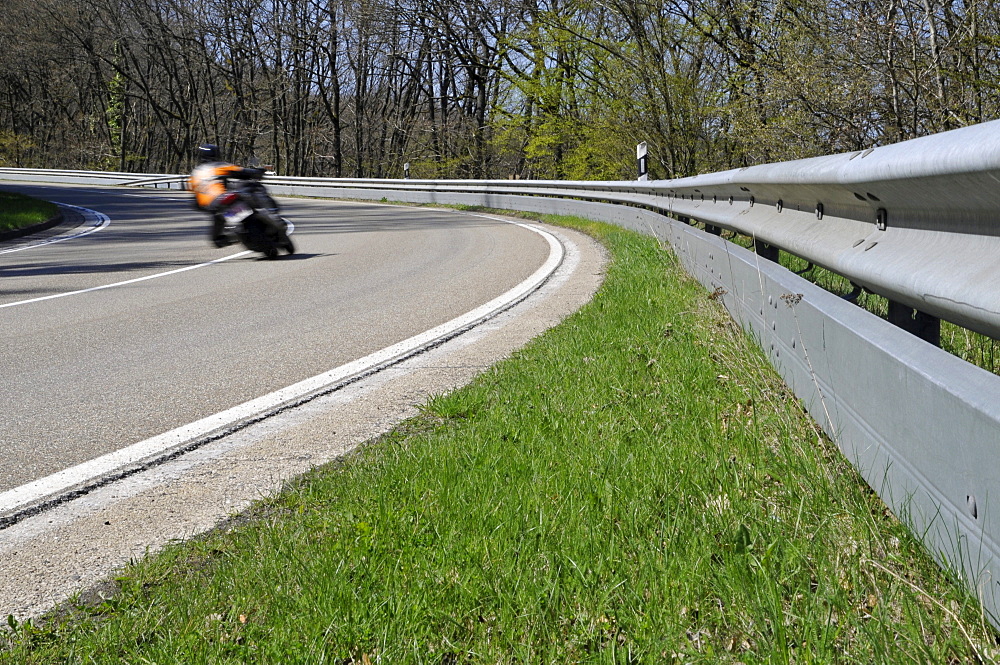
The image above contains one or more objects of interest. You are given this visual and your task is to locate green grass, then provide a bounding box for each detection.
[0,190,57,232]
[3,216,998,663]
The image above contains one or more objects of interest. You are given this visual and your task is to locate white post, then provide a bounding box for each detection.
[636,142,648,181]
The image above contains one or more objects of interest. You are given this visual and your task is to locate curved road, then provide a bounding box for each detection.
[0,183,551,494]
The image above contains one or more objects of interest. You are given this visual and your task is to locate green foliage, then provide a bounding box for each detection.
[491,4,643,180]
[106,71,125,156]
[0,131,33,168]
[492,111,634,181]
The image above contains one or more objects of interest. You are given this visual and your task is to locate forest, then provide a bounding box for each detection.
[1,0,997,180]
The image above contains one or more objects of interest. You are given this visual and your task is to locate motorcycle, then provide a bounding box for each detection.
[216,175,295,259]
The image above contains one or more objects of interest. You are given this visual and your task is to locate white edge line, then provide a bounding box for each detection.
[0,203,110,255]
[0,221,563,516]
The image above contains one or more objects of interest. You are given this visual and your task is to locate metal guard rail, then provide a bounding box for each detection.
[4,119,1000,623]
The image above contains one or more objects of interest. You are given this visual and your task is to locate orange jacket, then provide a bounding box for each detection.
[189,162,259,209]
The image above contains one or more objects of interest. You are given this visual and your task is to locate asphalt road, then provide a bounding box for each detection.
[0,183,550,494]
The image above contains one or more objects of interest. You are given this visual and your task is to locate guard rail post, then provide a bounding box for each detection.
[888,301,941,346]
[754,240,780,262]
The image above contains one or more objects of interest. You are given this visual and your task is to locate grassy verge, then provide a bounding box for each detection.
[3,216,997,663]
[0,190,57,232]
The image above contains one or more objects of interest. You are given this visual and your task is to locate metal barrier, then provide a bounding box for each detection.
[0,168,182,188]
[4,119,1000,622]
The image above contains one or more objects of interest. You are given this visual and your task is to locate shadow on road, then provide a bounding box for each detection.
[0,259,197,278]
[249,252,327,262]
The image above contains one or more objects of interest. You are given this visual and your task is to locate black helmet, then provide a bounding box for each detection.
[197,144,220,163]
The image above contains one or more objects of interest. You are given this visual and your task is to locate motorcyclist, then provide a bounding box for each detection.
[188,144,268,247]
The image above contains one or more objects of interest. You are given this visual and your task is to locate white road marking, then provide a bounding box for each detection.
[1,202,291,309]
[0,203,109,255]
[0,250,253,309]
[0,221,563,518]
[119,193,187,201]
